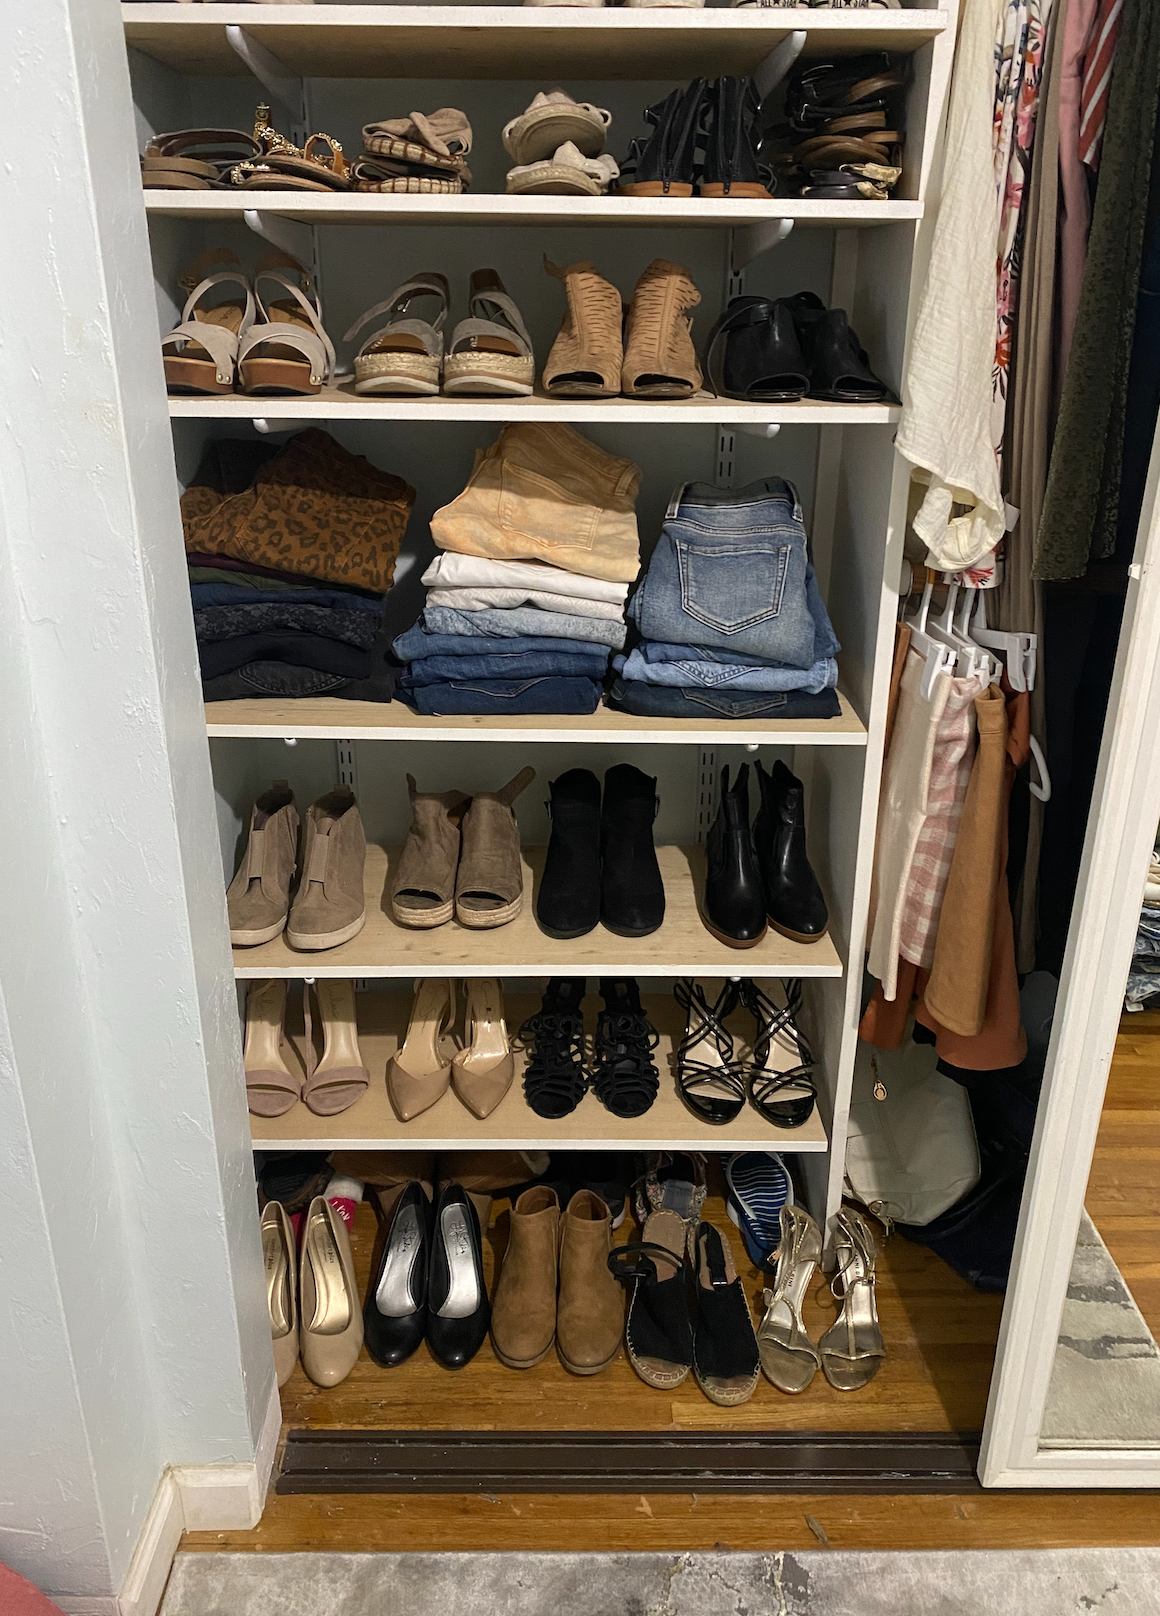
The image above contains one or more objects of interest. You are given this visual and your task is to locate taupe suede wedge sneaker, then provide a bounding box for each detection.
[286,785,366,951]
[622,258,702,398]
[542,257,623,397]
[227,780,299,945]
[391,774,468,928]
[455,766,535,928]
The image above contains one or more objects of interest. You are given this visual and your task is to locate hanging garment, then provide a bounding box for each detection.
[867,650,951,998]
[1056,0,1103,393]
[1034,0,1160,579]
[998,0,1066,969]
[925,684,1009,1035]
[897,672,983,970]
[1078,0,1125,170]
[897,0,1007,574]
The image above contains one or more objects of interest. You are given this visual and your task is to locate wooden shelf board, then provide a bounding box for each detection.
[124,6,949,79]
[144,192,922,229]
[232,843,844,977]
[170,385,900,425]
[249,987,828,1150]
[205,690,867,745]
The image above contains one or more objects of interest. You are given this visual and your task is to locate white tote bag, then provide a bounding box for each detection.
[844,1028,981,1228]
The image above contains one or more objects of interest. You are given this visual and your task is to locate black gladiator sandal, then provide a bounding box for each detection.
[591,977,660,1118]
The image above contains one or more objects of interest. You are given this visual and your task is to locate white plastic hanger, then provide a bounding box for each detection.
[903,580,959,700]
[933,580,1003,684]
[964,589,1037,693]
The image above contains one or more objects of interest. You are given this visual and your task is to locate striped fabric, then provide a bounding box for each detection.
[725,1152,791,1266]
[1079,0,1124,171]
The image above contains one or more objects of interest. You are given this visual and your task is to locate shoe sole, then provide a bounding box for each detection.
[230,918,287,946]
[392,899,454,928]
[627,1347,690,1389]
[285,914,366,951]
[694,1367,760,1406]
[700,182,774,198]
[442,376,535,396]
[617,181,695,197]
[769,918,830,945]
[600,919,663,938]
[535,918,599,939]
[558,1344,621,1377]
[700,912,768,950]
[492,1336,556,1370]
[456,895,523,928]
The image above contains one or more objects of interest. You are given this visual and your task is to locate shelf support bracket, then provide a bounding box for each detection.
[225,25,306,132]
[243,207,317,267]
[735,423,782,442]
[251,417,301,434]
[732,218,795,274]
[753,30,807,103]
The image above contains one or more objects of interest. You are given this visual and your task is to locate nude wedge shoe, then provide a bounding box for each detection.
[622,258,702,398]
[391,774,467,929]
[260,1200,300,1387]
[286,785,366,951]
[298,1195,363,1388]
[388,977,458,1122]
[452,977,514,1118]
[227,780,299,945]
[455,766,535,928]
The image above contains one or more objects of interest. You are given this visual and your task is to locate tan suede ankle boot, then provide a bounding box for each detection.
[227,781,299,945]
[542,258,623,398]
[622,258,702,398]
[490,1185,560,1369]
[557,1189,625,1375]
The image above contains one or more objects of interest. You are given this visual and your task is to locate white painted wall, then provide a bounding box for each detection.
[0,0,272,1599]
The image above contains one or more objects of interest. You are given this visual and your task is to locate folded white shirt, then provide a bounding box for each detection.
[425,585,625,620]
[423,550,630,603]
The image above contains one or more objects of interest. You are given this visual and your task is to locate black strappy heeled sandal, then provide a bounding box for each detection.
[591,977,660,1118]
[517,976,589,1119]
[673,979,748,1125]
[741,978,818,1128]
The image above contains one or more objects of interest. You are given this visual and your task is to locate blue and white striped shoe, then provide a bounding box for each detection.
[725,1151,792,1269]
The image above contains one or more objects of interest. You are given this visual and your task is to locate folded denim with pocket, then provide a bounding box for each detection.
[607,676,841,721]
[426,585,625,620]
[423,550,630,603]
[423,604,627,651]
[393,624,610,663]
[194,602,381,650]
[615,647,837,693]
[407,648,609,686]
[628,476,839,666]
[399,675,603,715]
[430,423,642,584]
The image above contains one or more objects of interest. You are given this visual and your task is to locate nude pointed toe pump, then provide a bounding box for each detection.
[298,1195,363,1388]
[260,1200,299,1387]
[302,979,370,1116]
[243,978,303,1117]
[452,977,514,1119]
[388,978,458,1122]
[819,1207,885,1392]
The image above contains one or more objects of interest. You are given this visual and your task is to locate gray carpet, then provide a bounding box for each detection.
[161,1550,1160,1614]
[1041,1212,1160,1448]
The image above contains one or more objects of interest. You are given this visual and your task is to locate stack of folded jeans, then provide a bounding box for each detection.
[184,431,414,702]
[610,476,842,722]
[394,422,641,715]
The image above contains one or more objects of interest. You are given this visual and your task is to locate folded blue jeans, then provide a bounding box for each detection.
[408,649,608,686]
[393,624,610,662]
[399,675,603,715]
[607,676,841,721]
[628,477,839,666]
[423,604,627,651]
[616,647,837,693]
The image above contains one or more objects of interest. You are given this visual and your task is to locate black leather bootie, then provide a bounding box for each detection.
[536,769,601,939]
[600,763,665,937]
[702,764,768,949]
[753,759,829,944]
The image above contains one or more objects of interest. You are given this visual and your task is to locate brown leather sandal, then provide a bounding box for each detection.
[237,252,336,396]
[162,248,255,396]
[141,127,260,189]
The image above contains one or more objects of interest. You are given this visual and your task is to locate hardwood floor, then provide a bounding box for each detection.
[182,1015,1160,1554]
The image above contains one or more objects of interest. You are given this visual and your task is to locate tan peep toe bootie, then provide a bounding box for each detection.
[542,258,623,398]
[391,775,467,928]
[622,258,702,398]
[455,766,535,927]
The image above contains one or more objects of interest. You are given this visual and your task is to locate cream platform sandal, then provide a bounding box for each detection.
[443,270,535,396]
[502,91,611,165]
[243,978,303,1117]
[388,978,459,1122]
[344,273,450,396]
[452,977,514,1118]
[507,144,620,197]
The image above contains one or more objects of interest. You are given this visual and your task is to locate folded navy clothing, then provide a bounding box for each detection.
[202,638,402,703]
[398,675,603,716]
[607,677,841,721]
[194,602,380,650]
[190,582,385,614]
[407,648,609,687]
[198,631,373,681]
[393,623,609,663]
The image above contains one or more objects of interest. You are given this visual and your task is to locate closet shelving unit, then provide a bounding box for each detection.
[125,0,959,1476]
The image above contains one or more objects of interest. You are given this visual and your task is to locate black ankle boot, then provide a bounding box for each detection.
[618,79,706,197]
[600,763,665,937]
[702,764,767,949]
[592,977,659,1118]
[700,76,772,198]
[753,759,829,943]
[536,769,601,939]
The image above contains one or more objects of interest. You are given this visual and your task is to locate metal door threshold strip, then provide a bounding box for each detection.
[278,1430,983,1494]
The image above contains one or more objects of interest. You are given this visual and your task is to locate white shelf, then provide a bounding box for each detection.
[204,691,866,744]
[171,385,900,424]
[232,843,845,978]
[144,192,923,230]
[124,5,949,80]
[248,986,829,1152]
